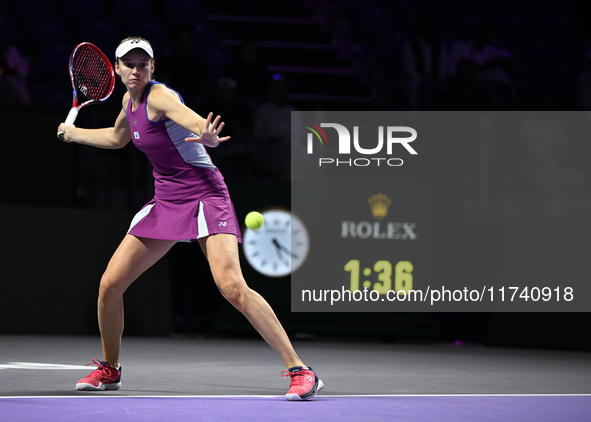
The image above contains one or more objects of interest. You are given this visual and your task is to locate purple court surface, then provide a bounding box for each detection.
[1,395,591,422]
[1,336,590,421]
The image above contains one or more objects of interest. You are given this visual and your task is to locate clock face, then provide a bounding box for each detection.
[242,209,310,278]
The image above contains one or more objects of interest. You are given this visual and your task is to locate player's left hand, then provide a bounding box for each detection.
[185,112,230,147]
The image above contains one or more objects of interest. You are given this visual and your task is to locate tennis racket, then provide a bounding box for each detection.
[58,42,115,140]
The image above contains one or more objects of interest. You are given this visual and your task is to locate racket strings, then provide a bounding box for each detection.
[72,46,113,101]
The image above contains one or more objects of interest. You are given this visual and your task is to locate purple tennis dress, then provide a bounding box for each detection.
[127,81,242,243]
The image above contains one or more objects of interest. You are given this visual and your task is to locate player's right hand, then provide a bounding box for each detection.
[57,123,75,142]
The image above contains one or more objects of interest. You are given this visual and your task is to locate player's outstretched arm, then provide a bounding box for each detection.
[148,86,230,147]
[56,96,132,149]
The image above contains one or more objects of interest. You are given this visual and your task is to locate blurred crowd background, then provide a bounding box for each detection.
[2,0,591,343]
[2,0,591,219]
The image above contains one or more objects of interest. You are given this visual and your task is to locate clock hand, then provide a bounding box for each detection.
[271,238,283,259]
[274,239,299,259]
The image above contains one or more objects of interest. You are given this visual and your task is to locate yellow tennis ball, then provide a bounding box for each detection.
[245,211,264,230]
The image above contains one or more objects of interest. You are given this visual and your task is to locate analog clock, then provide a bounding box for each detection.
[242,209,310,278]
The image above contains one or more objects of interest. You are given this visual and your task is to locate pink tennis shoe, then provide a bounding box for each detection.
[282,366,324,400]
[75,360,321,397]
[75,359,122,391]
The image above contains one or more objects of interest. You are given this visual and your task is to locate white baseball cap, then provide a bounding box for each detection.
[115,39,154,59]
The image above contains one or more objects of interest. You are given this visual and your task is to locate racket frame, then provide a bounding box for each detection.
[59,42,115,137]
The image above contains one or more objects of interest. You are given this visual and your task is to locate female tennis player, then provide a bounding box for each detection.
[56,37,323,401]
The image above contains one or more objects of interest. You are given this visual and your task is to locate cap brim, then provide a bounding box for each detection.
[115,39,154,59]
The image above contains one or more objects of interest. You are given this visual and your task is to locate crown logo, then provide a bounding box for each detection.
[368,194,392,220]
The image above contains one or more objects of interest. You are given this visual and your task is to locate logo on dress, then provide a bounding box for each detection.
[133,119,137,125]
[219,221,227,226]
[134,132,140,139]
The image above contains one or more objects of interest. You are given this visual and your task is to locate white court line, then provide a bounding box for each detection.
[1,394,590,399]
[0,362,90,370]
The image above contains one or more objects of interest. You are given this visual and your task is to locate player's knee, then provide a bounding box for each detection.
[218,284,241,305]
[216,275,247,306]
[99,273,125,299]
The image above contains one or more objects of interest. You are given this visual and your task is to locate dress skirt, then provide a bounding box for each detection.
[127,182,242,243]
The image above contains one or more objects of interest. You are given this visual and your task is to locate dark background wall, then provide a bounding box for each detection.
[2,181,590,350]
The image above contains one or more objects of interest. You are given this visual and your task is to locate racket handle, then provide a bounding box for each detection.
[58,108,79,140]
[64,107,78,125]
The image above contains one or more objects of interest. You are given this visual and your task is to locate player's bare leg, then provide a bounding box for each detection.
[76,235,176,390]
[199,233,305,369]
[98,235,177,366]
